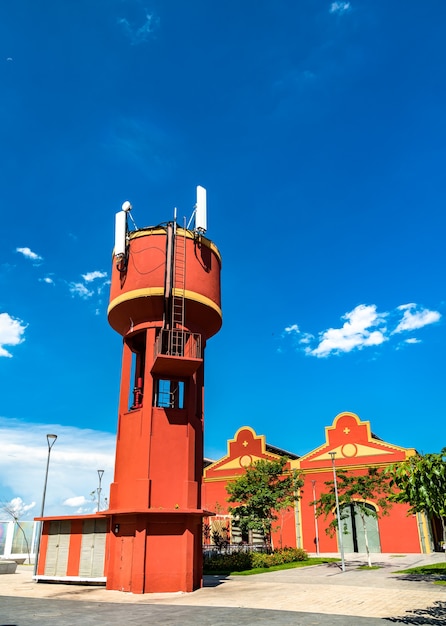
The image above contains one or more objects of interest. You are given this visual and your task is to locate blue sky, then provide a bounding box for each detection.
[1,1,445,517]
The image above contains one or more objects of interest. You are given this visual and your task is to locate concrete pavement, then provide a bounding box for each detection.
[0,552,445,624]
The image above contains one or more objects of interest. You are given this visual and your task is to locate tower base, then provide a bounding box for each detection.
[104,510,207,593]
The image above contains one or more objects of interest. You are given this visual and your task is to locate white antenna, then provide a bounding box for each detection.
[121,199,138,230]
[115,210,127,257]
[195,185,207,233]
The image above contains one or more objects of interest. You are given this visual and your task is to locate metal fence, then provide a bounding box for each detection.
[154,329,202,359]
[203,543,269,560]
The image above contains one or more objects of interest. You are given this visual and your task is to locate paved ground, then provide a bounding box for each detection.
[0,553,445,625]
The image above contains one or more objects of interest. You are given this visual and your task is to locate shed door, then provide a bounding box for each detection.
[340,503,381,553]
[44,520,71,576]
[79,519,107,577]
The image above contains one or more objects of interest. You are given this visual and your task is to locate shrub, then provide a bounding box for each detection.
[204,551,253,572]
[251,547,308,568]
[203,547,308,573]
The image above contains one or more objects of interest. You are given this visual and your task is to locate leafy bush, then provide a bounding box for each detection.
[204,550,253,572]
[203,547,308,573]
[251,547,308,568]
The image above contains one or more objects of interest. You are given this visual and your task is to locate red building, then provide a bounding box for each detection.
[203,412,435,554]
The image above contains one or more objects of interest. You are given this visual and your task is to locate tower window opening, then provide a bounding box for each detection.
[127,332,146,411]
[154,379,185,409]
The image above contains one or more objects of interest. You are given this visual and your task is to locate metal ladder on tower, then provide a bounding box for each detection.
[171,220,186,356]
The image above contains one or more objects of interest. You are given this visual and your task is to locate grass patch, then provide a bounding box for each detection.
[357,565,382,570]
[395,563,446,576]
[389,554,407,558]
[392,562,446,585]
[205,557,339,577]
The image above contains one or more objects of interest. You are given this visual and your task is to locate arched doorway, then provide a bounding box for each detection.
[339,502,381,553]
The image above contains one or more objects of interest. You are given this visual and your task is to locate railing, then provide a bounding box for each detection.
[203,544,269,559]
[154,329,202,359]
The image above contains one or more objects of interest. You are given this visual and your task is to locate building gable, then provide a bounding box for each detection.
[297,411,416,470]
[204,426,283,481]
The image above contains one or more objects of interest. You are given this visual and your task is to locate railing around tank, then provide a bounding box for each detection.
[154,329,202,360]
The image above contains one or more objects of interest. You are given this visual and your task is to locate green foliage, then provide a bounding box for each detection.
[386,449,446,549]
[226,457,303,545]
[396,563,446,575]
[203,547,308,573]
[232,557,339,576]
[312,467,392,566]
[204,550,253,573]
[250,547,308,568]
[313,467,392,536]
[393,562,446,585]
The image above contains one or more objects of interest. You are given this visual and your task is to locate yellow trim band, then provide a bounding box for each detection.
[108,287,222,319]
[128,227,222,265]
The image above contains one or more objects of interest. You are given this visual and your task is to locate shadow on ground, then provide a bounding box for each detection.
[392,573,446,583]
[202,574,229,587]
[384,600,446,624]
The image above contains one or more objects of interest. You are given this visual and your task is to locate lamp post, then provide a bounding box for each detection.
[328,451,345,572]
[33,434,57,576]
[311,480,320,556]
[97,469,104,512]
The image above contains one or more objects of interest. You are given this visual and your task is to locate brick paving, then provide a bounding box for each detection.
[0,552,445,624]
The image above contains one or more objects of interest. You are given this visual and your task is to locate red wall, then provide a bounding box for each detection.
[203,415,427,555]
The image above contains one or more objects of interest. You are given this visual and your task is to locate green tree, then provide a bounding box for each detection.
[226,457,303,549]
[387,449,446,556]
[313,468,392,566]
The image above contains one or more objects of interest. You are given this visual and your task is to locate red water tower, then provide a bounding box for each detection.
[104,189,222,593]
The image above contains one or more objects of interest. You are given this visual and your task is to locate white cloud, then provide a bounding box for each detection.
[118,12,159,45]
[16,247,42,262]
[393,303,441,334]
[82,271,108,283]
[63,496,88,508]
[2,497,36,519]
[69,282,94,299]
[284,301,441,358]
[40,276,54,285]
[309,304,387,358]
[299,333,314,345]
[68,273,109,305]
[284,324,300,333]
[329,1,351,14]
[97,280,111,295]
[0,418,115,518]
[0,312,27,358]
[284,324,314,346]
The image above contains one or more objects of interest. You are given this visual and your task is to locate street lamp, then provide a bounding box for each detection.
[311,480,320,556]
[33,434,57,576]
[97,469,104,512]
[328,451,346,572]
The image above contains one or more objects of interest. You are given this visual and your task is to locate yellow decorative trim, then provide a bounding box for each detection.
[204,427,271,478]
[128,226,222,264]
[311,444,393,463]
[418,511,432,553]
[297,412,417,467]
[295,493,303,549]
[108,288,222,319]
[212,455,265,471]
[353,497,378,511]
[296,461,395,474]
[203,476,241,483]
